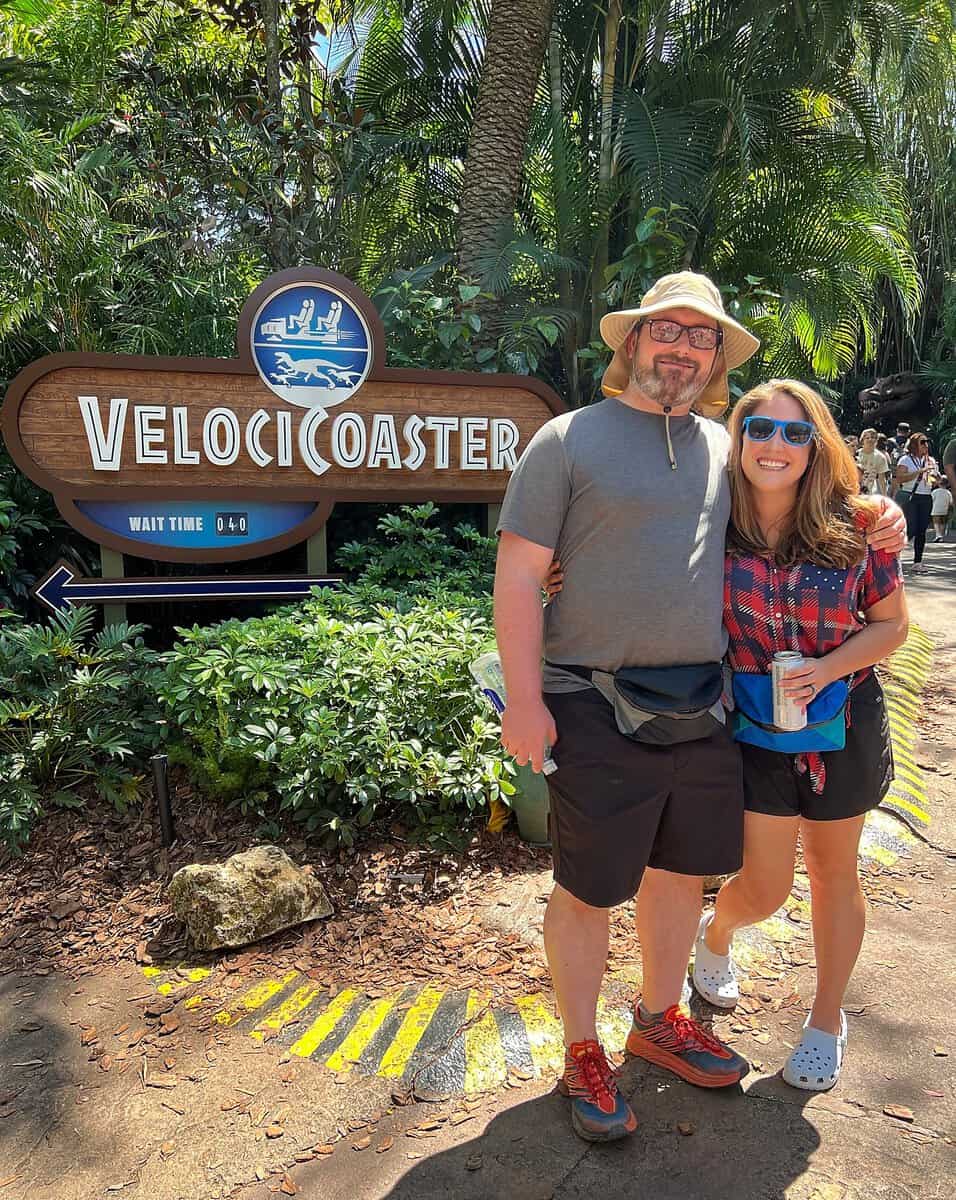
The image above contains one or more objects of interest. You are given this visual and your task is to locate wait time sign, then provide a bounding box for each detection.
[1,268,565,563]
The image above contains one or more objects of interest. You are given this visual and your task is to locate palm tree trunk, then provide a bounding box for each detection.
[261,0,286,267]
[457,0,554,291]
[589,0,622,343]
[548,23,580,405]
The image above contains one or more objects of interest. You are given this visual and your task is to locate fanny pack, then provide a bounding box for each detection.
[730,673,848,753]
[551,662,725,746]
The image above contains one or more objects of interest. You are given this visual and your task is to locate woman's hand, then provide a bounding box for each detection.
[778,657,834,710]
[866,496,907,554]
[543,558,563,602]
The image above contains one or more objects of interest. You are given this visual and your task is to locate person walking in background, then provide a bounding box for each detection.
[931,475,952,542]
[886,422,911,467]
[858,428,891,495]
[895,433,938,573]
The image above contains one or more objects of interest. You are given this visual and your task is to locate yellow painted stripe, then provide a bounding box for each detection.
[213,971,300,1027]
[887,777,929,806]
[893,761,924,785]
[378,986,445,1079]
[289,988,359,1059]
[860,844,899,867]
[891,746,919,770]
[884,793,931,824]
[250,983,323,1041]
[464,992,508,1093]
[514,994,564,1075]
[883,687,919,710]
[595,997,632,1053]
[324,994,399,1073]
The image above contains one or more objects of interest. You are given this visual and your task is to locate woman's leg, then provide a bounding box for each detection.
[705,812,799,955]
[913,495,932,563]
[800,814,867,1035]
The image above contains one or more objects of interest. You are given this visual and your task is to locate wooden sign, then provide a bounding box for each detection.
[1,268,566,563]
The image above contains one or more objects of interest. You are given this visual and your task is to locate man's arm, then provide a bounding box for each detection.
[494,531,559,774]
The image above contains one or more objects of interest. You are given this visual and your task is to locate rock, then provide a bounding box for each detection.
[167,845,332,950]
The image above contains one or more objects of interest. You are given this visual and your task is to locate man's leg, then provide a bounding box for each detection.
[625,732,749,1087]
[635,867,702,1013]
[544,883,608,1043]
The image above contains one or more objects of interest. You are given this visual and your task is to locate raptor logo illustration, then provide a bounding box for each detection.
[250,282,373,410]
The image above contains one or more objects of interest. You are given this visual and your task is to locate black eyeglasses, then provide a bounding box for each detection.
[742,415,815,446]
[639,318,722,351]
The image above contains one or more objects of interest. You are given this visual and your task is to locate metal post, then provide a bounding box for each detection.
[306,527,328,574]
[99,546,127,627]
[151,754,176,847]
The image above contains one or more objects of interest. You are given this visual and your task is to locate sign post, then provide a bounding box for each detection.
[2,267,565,606]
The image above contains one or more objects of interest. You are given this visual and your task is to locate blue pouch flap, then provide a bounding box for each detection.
[730,673,848,753]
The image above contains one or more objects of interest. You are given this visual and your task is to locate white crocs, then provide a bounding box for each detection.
[691,910,739,1008]
[782,1010,847,1091]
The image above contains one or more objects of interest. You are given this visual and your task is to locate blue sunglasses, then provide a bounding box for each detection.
[742,415,815,447]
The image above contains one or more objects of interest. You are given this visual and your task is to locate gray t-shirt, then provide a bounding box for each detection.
[497,398,731,692]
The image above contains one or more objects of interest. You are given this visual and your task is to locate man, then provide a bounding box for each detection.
[886,421,911,467]
[858,427,892,495]
[943,435,956,498]
[494,271,906,1143]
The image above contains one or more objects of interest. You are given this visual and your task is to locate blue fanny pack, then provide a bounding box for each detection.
[730,673,849,753]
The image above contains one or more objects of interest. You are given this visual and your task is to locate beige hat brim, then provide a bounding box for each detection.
[600,297,760,370]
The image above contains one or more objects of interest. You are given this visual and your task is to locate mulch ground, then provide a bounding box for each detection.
[0,776,561,1005]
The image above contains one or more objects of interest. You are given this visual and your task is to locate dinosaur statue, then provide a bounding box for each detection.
[857,372,936,433]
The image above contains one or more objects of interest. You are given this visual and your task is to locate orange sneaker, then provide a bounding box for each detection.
[626,1004,749,1088]
[557,1039,638,1141]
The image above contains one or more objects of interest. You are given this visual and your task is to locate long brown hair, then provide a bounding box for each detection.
[726,379,870,568]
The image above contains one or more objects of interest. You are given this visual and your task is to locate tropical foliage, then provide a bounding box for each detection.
[0,605,163,850]
[0,0,952,393]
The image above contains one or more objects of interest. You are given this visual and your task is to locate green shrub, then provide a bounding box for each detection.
[0,606,164,851]
[337,502,496,595]
[156,587,514,848]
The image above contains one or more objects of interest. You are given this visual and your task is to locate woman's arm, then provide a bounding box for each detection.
[779,587,909,707]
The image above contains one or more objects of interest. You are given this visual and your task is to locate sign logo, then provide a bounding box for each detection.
[250,281,372,410]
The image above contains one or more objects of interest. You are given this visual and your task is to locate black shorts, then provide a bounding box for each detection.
[544,688,744,909]
[741,672,893,821]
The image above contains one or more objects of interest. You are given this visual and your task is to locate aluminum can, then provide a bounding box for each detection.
[772,651,807,731]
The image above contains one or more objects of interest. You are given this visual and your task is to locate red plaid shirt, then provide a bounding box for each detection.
[723,545,902,790]
[724,547,902,673]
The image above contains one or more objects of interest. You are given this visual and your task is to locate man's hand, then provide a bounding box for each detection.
[501,698,558,774]
[867,496,906,554]
[544,558,563,601]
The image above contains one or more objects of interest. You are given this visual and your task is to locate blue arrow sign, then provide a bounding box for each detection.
[33,560,342,615]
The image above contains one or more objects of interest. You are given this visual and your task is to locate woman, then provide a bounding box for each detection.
[691,380,907,1093]
[545,379,908,1092]
[895,432,938,573]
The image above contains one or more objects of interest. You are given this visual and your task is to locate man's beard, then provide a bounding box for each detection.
[630,358,704,409]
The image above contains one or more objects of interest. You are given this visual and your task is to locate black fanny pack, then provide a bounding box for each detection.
[550,661,725,745]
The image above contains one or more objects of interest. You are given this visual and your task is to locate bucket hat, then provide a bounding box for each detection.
[599,271,761,418]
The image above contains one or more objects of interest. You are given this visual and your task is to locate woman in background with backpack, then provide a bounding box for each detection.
[694,380,908,1092]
